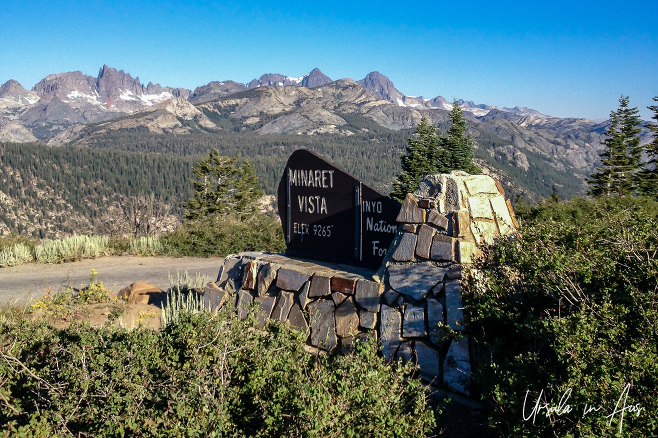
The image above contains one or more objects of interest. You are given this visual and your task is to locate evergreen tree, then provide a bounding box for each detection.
[587,96,643,196]
[391,117,440,202]
[640,96,658,197]
[437,100,482,174]
[184,149,264,219]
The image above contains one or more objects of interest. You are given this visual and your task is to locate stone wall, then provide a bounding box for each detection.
[379,170,517,395]
[203,171,517,397]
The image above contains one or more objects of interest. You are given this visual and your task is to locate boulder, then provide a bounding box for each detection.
[118,281,164,305]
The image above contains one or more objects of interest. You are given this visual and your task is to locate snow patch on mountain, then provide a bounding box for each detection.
[66,90,101,105]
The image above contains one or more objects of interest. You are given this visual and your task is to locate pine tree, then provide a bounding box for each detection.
[640,96,658,197]
[437,100,481,174]
[184,150,264,219]
[391,117,440,202]
[587,96,643,196]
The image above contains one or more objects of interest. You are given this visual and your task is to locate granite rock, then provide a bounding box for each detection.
[354,280,382,313]
[380,305,401,361]
[271,291,295,321]
[308,300,337,351]
[308,275,331,297]
[403,304,427,337]
[388,263,446,301]
[335,297,360,338]
[392,232,417,262]
[276,269,311,292]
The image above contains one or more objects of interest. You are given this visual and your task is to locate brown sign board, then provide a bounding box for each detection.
[277,149,401,268]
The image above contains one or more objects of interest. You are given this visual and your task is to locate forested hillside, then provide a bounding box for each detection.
[0,143,195,238]
[0,127,590,238]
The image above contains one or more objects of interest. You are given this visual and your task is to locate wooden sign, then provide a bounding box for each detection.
[277,149,400,268]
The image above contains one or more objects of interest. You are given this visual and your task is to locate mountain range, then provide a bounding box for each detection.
[4,64,653,203]
[0,64,568,143]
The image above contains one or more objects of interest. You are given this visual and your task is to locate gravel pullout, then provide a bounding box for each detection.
[0,256,224,306]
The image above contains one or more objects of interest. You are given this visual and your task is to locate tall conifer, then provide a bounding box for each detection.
[587,96,643,196]
[184,150,263,219]
[437,100,481,174]
[640,96,658,197]
[391,117,440,202]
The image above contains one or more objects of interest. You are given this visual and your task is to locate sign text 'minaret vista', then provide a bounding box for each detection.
[277,149,401,268]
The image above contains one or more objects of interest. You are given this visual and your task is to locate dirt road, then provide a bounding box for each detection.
[0,256,223,307]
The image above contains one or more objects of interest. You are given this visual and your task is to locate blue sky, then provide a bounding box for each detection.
[1,0,656,120]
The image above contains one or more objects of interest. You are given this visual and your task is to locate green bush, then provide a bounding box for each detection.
[0,310,437,437]
[465,196,658,437]
[161,212,285,257]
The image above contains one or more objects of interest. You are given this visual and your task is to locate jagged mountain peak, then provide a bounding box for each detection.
[248,68,332,89]
[0,80,30,98]
[357,71,402,102]
[300,68,332,88]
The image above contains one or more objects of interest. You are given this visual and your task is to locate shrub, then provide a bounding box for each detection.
[0,310,437,437]
[34,235,109,263]
[465,196,658,437]
[0,243,33,267]
[161,212,285,257]
[128,235,163,256]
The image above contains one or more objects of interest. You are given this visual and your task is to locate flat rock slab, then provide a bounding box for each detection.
[403,304,427,337]
[359,310,377,330]
[276,269,311,292]
[271,291,295,321]
[444,280,465,331]
[308,275,332,297]
[308,300,337,351]
[335,297,359,338]
[217,255,245,286]
[388,263,447,301]
[331,276,357,294]
[392,233,417,262]
[443,337,471,395]
[242,260,258,290]
[236,290,253,320]
[430,235,455,261]
[415,224,436,259]
[427,210,449,230]
[354,280,382,313]
[380,305,401,361]
[427,298,445,346]
[202,282,230,312]
[254,296,276,328]
[397,194,425,223]
[415,341,440,382]
[287,303,308,333]
[257,263,278,296]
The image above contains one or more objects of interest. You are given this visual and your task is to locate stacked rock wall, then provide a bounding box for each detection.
[379,171,517,395]
[205,171,517,397]
[204,253,383,353]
